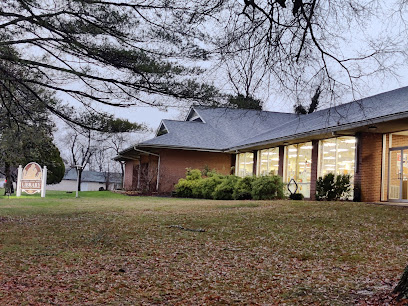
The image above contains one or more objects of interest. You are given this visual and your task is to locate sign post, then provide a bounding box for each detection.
[41,166,47,198]
[16,165,22,197]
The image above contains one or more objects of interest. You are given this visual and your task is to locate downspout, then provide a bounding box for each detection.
[133,147,161,193]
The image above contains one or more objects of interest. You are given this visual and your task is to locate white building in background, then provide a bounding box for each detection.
[47,168,122,192]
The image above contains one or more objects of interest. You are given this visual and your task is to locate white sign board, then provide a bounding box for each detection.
[16,163,47,197]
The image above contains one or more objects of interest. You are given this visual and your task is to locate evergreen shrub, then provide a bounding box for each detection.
[251,175,284,200]
[174,169,286,201]
[213,175,239,200]
[316,173,352,201]
[233,176,255,200]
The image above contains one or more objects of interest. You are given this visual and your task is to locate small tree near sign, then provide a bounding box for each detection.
[16,162,47,197]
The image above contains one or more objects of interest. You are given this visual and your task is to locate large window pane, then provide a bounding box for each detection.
[319,137,355,177]
[318,136,356,199]
[237,152,254,177]
[286,145,298,181]
[285,142,312,198]
[337,137,355,176]
[320,139,337,176]
[259,148,279,176]
[244,153,253,176]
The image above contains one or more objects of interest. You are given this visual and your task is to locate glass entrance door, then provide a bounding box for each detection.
[388,148,408,202]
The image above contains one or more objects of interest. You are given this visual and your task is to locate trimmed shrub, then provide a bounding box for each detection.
[233,176,255,200]
[316,173,351,201]
[200,174,224,199]
[185,168,202,181]
[213,175,240,200]
[289,193,304,200]
[251,175,284,200]
[174,178,199,198]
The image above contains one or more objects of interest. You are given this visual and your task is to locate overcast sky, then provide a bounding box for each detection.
[56,2,408,143]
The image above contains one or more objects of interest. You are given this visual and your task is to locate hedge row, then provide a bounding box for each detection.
[174,169,285,200]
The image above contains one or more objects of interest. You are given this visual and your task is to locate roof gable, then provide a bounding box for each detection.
[156,120,169,137]
[185,107,205,123]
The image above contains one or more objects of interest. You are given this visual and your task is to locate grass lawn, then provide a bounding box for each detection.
[0,191,407,304]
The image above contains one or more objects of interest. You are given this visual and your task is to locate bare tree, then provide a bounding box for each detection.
[68,130,101,191]
[213,1,407,103]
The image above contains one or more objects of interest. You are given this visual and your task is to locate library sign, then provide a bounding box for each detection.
[16,162,47,197]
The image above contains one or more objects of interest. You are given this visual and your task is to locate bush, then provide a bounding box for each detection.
[200,174,224,199]
[174,178,199,198]
[213,176,239,200]
[175,168,204,198]
[316,173,351,201]
[289,193,304,200]
[251,175,284,200]
[233,176,254,200]
[185,168,202,181]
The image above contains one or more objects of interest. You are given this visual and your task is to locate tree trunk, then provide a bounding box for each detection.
[4,162,13,195]
[105,171,110,191]
[77,169,82,192]
[394,265,408,300]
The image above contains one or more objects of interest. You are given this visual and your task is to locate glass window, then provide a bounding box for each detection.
[285,142,313,198]
[337,137,356,176]
[320,138,337,176]
[258,148,279,176]
[237,152,254,177]
[318,136,355,199]
[390,132,408,148]
[319,136,355,177]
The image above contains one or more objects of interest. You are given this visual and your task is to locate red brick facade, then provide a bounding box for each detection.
[123,132,408,202]
[354,133,383,202]
[124,149,233,194]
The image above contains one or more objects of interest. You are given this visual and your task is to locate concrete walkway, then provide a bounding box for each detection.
[367,201,408,208]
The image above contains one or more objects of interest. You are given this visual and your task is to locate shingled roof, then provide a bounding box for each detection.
[138,107,298,151]
[230,86,408,150]
[119,86,408,156]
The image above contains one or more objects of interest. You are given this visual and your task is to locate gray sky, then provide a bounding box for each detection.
[56,1,408,142]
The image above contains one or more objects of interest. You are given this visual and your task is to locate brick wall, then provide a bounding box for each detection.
[158,149,232,194]
[310,140,319,200]
[355,133,383,202]
[124,160,137,190]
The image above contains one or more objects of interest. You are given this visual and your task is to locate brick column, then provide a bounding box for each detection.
[253,150,258,176]
[278,145,285,177]
[354,132,362,201]
[358,133,383,202]
[310,140,319,200]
